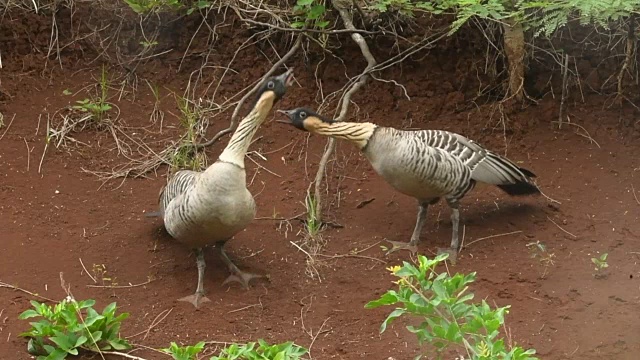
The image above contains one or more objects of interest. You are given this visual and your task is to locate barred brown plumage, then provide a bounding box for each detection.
[279,107,540,261]
[146,69,294,308]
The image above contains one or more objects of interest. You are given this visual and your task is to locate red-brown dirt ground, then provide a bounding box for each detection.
[2,6,640,360]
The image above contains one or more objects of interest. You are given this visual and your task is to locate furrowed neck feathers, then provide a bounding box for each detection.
[217,92,275,168]
[313,121,377,149]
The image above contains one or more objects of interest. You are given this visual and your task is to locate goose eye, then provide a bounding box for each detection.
[299,111,307,119]
[267,81,275,89]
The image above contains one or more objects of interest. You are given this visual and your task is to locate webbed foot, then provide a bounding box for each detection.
[384,240,418,256]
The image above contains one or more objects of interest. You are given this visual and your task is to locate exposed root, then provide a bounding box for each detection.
[615,13,636,106]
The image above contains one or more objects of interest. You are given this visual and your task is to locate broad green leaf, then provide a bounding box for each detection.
[365,291,399,308]
[101,298,118,314]
[45,348,68,360]
[75,335,87,348]
[109,338,132,350]
[19,309,40,319]
[380,308,405,333]
[49,332,73,351]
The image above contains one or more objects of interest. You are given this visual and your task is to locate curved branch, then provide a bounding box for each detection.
[194,34,303,149]
[313,0,378,222]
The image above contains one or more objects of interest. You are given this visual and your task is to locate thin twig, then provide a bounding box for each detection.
[228,304,261,314]
[0,281,56,302]
[535,183,562,204]
[552,117,601,148]
[307,317,331,358]
[126,308,173,340]
[86,278,154,288]
[23,137,30,171]
[246,155,281,177]
[100,351,149,360]
[631,184,640,205]
[316,241,385,263]
[79,258,97,283]
[547,216,577,238]
[462,230,523,249]
[0,114,15,140]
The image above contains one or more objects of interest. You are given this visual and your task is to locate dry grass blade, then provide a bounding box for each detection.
[290,241,322,281]
[0,114,16,141]
[125,308,173,340]
[23,137,30,171]
[631,184,640,205]
[461,230,523,250]
[547,216,577,238]
[86,277,154,289]
[552,116,601,148]
[0,280,56,302]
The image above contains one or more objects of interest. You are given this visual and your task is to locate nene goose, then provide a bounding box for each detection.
[278,108,539,260]
[150,69,294,308]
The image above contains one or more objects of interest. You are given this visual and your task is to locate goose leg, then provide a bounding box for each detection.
[217,241,269,289]
[386,202,429,255]
[437,198,460,264]
[178,248,211,308]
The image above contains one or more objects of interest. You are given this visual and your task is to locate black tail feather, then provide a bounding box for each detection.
[518,166,537,178]
[497,181,540,196]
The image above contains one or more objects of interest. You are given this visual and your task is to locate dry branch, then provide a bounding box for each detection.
[194,35,302,149]
[313,0,378,222]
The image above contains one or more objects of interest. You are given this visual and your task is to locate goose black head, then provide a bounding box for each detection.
[254,68,295,105]
[276,108,335,131]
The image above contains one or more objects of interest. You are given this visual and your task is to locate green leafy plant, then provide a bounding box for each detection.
[368,0,514,33]
[368,0,526,101]
[368,0,425,16]
[304,190,321,237]
[146,80,164,124]
[123,0,182,14]
[169,96,207,171]
[291,0,330,29]
[19,298,131,359]
[187,0,213,15]
[162,341,206,360]
[366,253,538,360]
[210,340,307,360]
[72,66,112,122]
[591,252,609,278]
[519,0,639,37]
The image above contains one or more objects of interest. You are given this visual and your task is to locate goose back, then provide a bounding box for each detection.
[363,128,473,201]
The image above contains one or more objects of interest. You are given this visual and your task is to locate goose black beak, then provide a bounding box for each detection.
[275,68,295,87]
[276,109,295,124]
